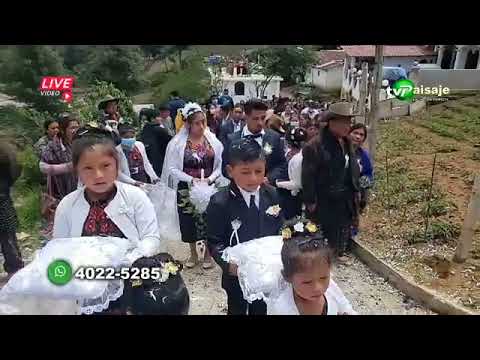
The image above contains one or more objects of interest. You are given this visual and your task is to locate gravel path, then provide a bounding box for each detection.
[0,239,433,315]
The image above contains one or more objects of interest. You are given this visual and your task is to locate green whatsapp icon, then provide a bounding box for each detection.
[47,259,73,286]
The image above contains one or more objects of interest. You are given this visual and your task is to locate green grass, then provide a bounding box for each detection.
[420,94,480,143]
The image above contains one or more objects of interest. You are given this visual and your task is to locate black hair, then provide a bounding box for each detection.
[72,126,119,168]
[157,104,169,112]
[286,127,308,149]
[350,123,368,141]
[58,114,80,144]
[280,218,333,279]
[244,99,268,115]
[43,119,58,133]
[170,91,179,97]
[124,253,190,315]
[228,137,266,166]
[220,102,232,112]
[118,123,136,136]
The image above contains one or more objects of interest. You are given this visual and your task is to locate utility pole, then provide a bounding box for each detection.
[357,62,369,123]
[454,174,480,263]
[367,45,384,167]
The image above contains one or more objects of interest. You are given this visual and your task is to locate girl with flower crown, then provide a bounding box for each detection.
[161,103,224,270]
[269,219,356,315]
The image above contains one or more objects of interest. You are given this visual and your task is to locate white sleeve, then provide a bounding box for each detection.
[131,189,161,259]
[117,171,137,185]
[170,167,194,184]
[289,153,303,192]
[329,279,358,315]
[52,197,72,239]
[137,142,159,182]
[207,140,223,184]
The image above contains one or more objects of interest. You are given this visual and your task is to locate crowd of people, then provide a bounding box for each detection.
[0,88,374,315]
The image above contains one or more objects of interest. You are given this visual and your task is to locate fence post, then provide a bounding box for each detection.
[454,174,480,263]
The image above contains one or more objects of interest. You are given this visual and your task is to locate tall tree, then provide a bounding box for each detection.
[249,47,315,97]
[81,45,146,94]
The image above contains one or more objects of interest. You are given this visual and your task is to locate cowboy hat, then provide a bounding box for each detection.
[327,102,359,118]
[97,95,120,110]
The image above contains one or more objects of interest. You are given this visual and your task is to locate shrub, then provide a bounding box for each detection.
[70,80,135,124]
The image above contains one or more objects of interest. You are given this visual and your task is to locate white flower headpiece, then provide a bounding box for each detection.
[181,102,203,119]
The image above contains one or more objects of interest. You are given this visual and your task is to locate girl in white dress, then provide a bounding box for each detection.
[267,219,357,315]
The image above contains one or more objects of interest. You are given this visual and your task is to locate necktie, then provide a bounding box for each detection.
[245,133,262,139]
[247,194,260,239]
[249,194,258,211]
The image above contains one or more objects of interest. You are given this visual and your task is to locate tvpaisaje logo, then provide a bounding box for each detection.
[39,76,75,103]
[387,79,450,102]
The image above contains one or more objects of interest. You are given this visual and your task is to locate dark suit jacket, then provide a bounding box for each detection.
[218,119,244,147]
[206,182,284,285]
[302,127,360,226]
[222,127,288,184]
[140,123,173,177]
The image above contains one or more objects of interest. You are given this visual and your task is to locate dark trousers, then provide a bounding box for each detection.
[223,275,266,315]
[0,231,24,274]
[321,223,351,257]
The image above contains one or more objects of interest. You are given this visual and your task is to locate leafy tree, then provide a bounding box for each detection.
[0,45,68,114]
[250,47,315,93]
[80,46,146,94]
[151,56,209,104]
[69,80,135,124]
[63,45,93,72]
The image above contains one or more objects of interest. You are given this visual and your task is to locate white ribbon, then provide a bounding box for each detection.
[229,219,242,247]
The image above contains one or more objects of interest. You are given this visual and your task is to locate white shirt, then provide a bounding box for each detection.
[233,120,242,133]
[276,151,303,196]
[238,186,260,208]
[242,127,265,147]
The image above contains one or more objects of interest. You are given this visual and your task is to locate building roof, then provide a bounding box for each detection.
[313,50,346,65]
[341,45,436,57]
[315,60,344,70]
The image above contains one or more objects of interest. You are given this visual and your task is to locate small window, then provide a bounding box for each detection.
[234,81,245,96]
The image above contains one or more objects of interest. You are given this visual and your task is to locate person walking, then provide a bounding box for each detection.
[302,102,361,263]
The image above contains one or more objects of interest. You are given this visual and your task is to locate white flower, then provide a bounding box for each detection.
[294,222,304,233]
[263,143,273,155]
[265,205,281,217]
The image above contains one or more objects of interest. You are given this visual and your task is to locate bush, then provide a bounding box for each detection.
[0,106,49,147]
[70,80,135,124]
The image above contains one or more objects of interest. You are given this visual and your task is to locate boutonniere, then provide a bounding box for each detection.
[266,204,281,217]
[263,143,273,155]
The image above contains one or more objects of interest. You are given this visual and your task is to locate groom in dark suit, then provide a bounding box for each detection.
[222,99,288,185]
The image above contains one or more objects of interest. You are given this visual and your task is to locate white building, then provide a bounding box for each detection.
[210,67,283,104]
[341,45,437,103]
[410,45,480,91]
[305,50,345,92]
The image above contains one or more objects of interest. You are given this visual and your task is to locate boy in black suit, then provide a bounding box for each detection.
[207,138,284,315]
[222,99,288,185]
